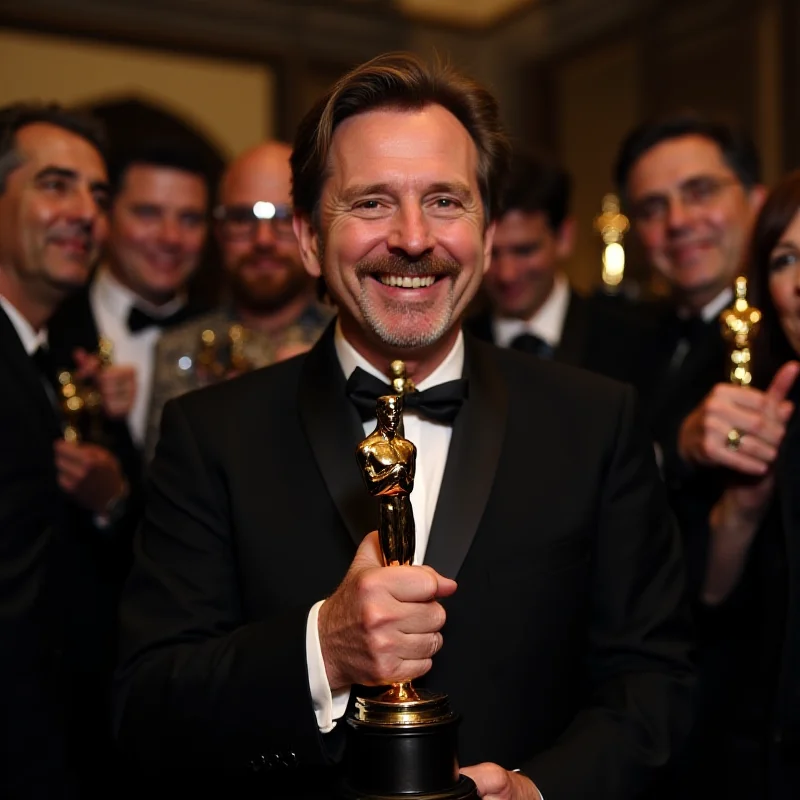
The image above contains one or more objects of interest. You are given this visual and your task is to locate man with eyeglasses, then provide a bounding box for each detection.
[145,141,331,459]
[615,115,770,797]
[615,115,766,485]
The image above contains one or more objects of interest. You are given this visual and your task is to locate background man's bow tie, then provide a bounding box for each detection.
[127,305,191,333]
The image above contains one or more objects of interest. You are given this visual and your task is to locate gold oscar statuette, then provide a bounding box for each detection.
[342,360,476,800]
[720,276,761,386]
[57,369,84,443]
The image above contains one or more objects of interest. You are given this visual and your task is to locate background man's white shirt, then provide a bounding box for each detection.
[90,269,185,446]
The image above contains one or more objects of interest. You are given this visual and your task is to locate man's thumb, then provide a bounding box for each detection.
[766,360,800,405]
[353,530,385,569]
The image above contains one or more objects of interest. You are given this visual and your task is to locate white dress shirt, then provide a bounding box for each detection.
[305,322,464,733]
[90,269,185,447]
[491,272,570,350]
[0,294,48,356]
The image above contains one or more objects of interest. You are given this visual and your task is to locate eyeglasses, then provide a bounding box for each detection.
[213,202,295,241]
[629,175,742,225]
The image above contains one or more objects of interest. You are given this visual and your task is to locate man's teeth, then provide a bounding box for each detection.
[378,275,436,288]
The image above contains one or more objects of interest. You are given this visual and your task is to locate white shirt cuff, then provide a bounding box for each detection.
[306,599,351,733]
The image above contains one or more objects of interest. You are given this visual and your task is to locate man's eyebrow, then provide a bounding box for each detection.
[339,183,394,203]
[34,165,79,182]
[34,166,110,195]
[426,181,473,201]
[339,181,474,204]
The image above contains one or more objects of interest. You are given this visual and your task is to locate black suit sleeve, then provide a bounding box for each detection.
[114,399,328,773]
[523,386,696,800]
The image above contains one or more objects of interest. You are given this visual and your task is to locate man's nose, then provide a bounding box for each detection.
[68,185,102,225]
[387,204,435,257]
[158,217,183,248]
[665,196,693,234]
[253,219,277,249]
[491,251,518,283]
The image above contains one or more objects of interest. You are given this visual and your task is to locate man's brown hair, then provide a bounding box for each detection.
[290,52,510,226]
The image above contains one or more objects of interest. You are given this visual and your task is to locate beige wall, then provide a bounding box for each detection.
[0,28,274,159]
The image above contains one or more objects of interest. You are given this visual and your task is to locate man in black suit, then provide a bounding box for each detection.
[466,150,648,384]
[115,53,694,800]
[0,103,128,798]
[614,115,766,589]
[48,142,210,457]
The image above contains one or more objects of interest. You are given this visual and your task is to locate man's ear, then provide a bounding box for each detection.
[293,212,322,278]
[555,216,577,261]
[747,184,768,218]
[482,221,496,275]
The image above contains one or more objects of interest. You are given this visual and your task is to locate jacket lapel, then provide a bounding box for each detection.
[298,324,378,549]
[424,335,508,579]
[0,305,62,444]
[554,290,588,368]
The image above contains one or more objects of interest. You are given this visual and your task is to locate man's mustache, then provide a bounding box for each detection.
[355,254,459,279]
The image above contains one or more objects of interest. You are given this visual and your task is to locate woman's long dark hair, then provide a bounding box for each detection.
[746,170,800,387]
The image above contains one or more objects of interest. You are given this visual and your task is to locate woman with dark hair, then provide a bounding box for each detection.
[683,170,800,799]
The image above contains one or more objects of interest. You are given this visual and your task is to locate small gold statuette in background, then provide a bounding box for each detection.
[594,193,629,289]
[344,360,477,800]
[227,324,253,373]
[57,370,84,442]
[194,325,254,383]
[720,276,761,386]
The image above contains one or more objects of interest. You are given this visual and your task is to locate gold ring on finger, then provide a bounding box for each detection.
[726,428,742,452]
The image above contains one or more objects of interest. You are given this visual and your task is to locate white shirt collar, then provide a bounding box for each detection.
[492,272,570,349]
[699,287,734,323]
[334,319,465,390]
[0,294,48,355]
[93,266,186,321]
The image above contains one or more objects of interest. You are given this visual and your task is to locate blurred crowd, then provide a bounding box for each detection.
[2,50,800,800]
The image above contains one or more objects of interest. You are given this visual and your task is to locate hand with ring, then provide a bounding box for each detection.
[726,428,742,452]
[677,360,800,475]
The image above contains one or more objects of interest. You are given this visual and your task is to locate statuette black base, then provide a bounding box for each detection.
[341,690,477,799]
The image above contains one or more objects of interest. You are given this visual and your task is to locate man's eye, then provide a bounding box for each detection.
[132,207,161,220]
[181,213,206,228]
[686,181,716,202]
[41,178,70,193]
[93,192,111,212]
[355,199,381,210]
[431,197,461,210]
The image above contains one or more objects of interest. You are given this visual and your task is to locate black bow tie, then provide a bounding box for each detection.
[346,367,468,424]
[509,332,555,360]
[127,305,190,334]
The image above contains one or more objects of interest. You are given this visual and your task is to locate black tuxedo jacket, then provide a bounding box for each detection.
[0,306,77,798]
[465,290,654,387]
[115,324,695,799]
[636,307,730,598]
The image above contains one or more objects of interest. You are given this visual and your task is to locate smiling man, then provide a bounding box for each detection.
[115,54,694,800]
[144,141,331,460]
[614,116,767,584]
[49,141,210,453]
[0,102,131,797]
[467,150,650,383]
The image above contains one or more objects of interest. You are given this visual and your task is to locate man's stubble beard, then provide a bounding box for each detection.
[354,252,460,349]
[228,254,311,314]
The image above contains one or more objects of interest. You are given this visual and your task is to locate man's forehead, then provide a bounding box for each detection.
[120,164,207,202]
[15,121,105,176]
[628,134,733,196]
[223,169,291,204]
[494,209,551,240]
[326,105,479,188]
